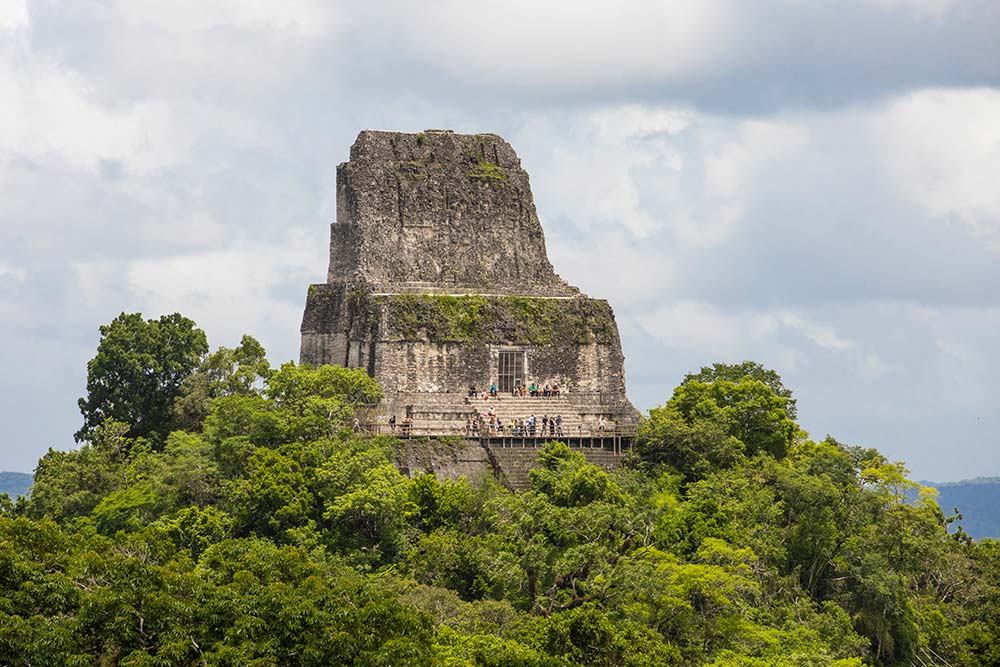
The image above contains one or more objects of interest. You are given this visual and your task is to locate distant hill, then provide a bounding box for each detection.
[923,477,1000,540]
[0,471,32,498]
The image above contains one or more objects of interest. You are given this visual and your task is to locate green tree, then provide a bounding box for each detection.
[27,420,133,523]
[173,335,270,431]
[76,312,208,443]
[529,442,623,507]
[668,378,797,459]
[18,345,1000,667]
[683,361,797,419]
[636,405,745,482]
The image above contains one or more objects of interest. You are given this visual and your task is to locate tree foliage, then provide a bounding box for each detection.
[7,325,998,666]
[683,361,798,419]
[172,334,270,431]
[77,312,209,443]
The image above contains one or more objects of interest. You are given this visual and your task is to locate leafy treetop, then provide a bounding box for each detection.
[76,312,208,443]
[5,316,997,667]
[683,361,797,419]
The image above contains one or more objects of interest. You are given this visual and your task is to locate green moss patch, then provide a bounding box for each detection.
[467,159,507,183]
[378,294,616,345]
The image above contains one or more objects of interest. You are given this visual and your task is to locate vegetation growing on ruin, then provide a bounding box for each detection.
[380,294,616,345]
[3,313,1000,666]
[467,158,508,183]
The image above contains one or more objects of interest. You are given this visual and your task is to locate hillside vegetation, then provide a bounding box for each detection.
[923,478,1000,540]
[2,314,998,666]
[0,471,31,498]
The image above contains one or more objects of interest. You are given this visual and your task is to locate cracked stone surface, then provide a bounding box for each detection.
[329,129,578,296]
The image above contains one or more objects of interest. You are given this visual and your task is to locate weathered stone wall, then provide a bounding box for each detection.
[300,287,632,420]
[330,130,576,296]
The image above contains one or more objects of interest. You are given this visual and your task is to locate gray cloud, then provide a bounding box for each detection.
[1,0,998,479]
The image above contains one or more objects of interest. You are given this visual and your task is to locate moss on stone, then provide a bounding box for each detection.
[468,159,507,183]
[378,294,616,345]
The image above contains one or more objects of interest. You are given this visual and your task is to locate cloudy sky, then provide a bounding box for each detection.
[2,0,999,481]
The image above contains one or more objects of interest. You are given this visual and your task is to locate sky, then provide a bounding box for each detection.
[1,0,998,481]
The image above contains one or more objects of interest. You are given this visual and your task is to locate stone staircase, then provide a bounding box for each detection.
[385,392,633,436]
[487,445,624,490]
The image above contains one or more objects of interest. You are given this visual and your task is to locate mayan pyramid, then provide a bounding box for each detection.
[301,129,637,435]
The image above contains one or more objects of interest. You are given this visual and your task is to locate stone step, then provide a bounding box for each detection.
[485,446,624,490]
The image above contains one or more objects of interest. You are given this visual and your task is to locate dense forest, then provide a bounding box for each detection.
[2,313,998,666]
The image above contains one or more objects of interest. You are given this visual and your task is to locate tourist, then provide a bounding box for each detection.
[529,382,537,397]
[553,384,560,397]
[389,414,397,433]
[556,415,563,436]
[490,382,497,397]
[549,418,555,436]
[468,384,476,397]
[529,415,536,436]
[597,415,606,432]
[542,415,548,433]
[543,384,551,397]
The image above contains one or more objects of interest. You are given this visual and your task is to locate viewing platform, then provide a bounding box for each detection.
[372,428,635,454]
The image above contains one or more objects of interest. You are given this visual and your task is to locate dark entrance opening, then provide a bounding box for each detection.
[498,351,525,393]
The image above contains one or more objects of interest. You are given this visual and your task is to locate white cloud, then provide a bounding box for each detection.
[116,0,339,38]
[0,57,190,175]
[856,352,890,381]
[778,312,854,351]
[0,0,27,31]
[71,229,324,355]
[0,262,26,281]
[1,1,998,482]
[871,88,1000,247]
[632,300,856,373]
[378,0,740,91]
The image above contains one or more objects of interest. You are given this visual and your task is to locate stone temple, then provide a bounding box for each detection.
[300,129,637,443]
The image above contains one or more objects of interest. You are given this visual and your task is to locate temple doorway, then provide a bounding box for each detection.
[498,351,525,393]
